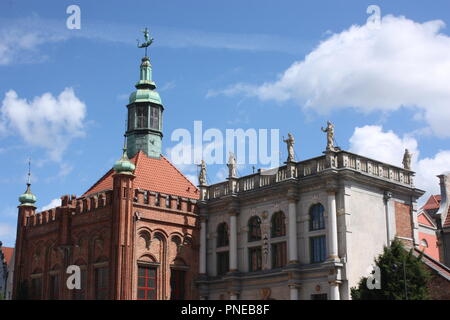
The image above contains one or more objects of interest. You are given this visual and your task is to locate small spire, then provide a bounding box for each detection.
[19,158,37,206]
[113,135,136,174]
[25,157,32,194]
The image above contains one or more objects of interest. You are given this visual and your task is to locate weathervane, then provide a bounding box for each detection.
[137,27,154,57]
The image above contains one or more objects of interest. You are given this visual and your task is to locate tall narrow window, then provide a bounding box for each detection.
[248,246,262,272]
[271,211,286,238]
[137,266,157,300]
[150,106,159,130]
[30,277,42,300]
[248,216,262,242]
[271,242,287,268]
[310,236,327,263]
[309,204,325,231]
[48,274,59,300]
[217,251,229,276]
[136,106,148,128]
[217,223,229,248]
[95,267,109,300]
[170,269,186,300]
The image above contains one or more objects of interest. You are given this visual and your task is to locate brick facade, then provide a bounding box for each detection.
[12,153,199,300]
[394,201,413,242]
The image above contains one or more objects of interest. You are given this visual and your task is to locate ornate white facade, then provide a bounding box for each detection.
[197,149,424,300]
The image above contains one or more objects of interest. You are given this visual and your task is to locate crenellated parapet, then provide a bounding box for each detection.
[133,188,198,214]
[25,191,114,229]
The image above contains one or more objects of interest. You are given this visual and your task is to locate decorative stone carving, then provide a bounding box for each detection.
[198,160,207,186]
[283,133,295,162]
[321,121,335,151]
[227,152,237,178]
[402,149,412,170]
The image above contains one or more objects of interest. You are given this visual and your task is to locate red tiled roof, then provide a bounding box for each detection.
[422,195,441,210]
[83,151,199,199]
[414,248,450,281]
[2,247,14,266]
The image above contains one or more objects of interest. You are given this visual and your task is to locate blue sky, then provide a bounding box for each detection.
[1,0,450,247]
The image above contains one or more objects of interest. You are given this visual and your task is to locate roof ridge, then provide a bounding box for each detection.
[160,154,198,193]
[415,248,450,276]
[82,167,114,197]
[418,210,437,228]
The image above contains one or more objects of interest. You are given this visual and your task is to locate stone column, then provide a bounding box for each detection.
[229,213,238,272]
[199,216,207,274]
[329,281,340,300]
[289,285,299,300]
[288,199,299,263]
[383,191,393,244]
[327,190,339,261]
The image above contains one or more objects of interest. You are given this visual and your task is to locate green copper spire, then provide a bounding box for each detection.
[126,28,164,159]
[19,159,37,207]
[114,137,136,174]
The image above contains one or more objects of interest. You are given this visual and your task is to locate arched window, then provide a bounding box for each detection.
[217,223,229,247]
[309,204,325,231]
[271,211,286,238]
[248,216,262,242]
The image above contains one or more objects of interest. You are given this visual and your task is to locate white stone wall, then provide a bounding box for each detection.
[204,176,417,300]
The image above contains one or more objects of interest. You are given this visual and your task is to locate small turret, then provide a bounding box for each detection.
[114,138,136,174]
[19,160,36,207]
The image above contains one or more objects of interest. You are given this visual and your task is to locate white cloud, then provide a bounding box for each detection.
[214,15,450,137]
[349,125,450,203]
[0,15,306,65]
[0,88,86,161]
[39,198,61,212]
[0,16,67,65]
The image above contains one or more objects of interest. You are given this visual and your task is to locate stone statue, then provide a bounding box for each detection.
[227,152,237,178]
[321,121,335,151]
[198,160,207,186]
[283,133,295,162]
[402,149,412,170]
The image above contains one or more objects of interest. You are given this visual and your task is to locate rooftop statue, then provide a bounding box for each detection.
[321,121,335,151]
[283,133,295,162]
[227,152,237,178]
[198,160,207,186]
[402,148,412,170]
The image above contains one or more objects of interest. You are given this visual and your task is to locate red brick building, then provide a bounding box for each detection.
[12,47,200,300]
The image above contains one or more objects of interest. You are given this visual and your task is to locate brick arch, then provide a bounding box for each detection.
[137,253,157,263]
[138,229,152,250]
[152,229,168,241]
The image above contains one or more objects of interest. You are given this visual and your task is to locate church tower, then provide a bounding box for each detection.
[126,29,164,159]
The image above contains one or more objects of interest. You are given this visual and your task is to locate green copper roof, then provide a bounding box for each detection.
[129,88,162,104]
[19,183,37,206]
[128,56,162,105]
[114,147,136,174]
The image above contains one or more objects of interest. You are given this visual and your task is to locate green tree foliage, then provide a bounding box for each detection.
[351,238,430,300]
